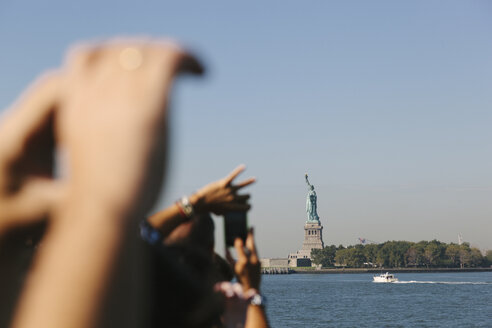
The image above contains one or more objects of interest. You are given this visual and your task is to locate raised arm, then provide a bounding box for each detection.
[0,72,64,327]
[305,173,312,189]
[11,39,203,328]
[234,229,269,328]
[146,165,255,238]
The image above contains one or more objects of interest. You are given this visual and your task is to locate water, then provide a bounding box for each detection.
[262,272,492,328]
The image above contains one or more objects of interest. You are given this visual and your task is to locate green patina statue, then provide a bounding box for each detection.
[305,173,320,223]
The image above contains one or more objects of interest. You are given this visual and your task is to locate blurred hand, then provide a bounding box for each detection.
[233,229,261,292]
[57,39,203,217]
[215,281,256,328]
[0,39,204,233]
[0,73,63,233]
[191,165,255,215]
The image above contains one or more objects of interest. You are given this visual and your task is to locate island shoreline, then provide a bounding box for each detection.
[291,267,492,274]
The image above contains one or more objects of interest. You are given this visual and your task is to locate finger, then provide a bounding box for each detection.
[0,179,64,227]
[214,281,227,293]
[231,282,245,297]
[234,237,247,261]
[138,38,205,76]
[224,164,246,185]
[64,42,103,73]
[214,281,234,297]
[234,177,256,189]
[234,194,250,203]
[176,51,205,76]
[246,228,258,261]
[0,72,61,164]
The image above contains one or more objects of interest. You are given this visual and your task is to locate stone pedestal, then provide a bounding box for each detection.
[288,221,324,266]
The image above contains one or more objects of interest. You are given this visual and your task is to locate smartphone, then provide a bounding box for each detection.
[224,211,248,247]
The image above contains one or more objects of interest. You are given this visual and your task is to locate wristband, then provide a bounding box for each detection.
[176,196,194,219]
[139,220,163,245]
[250,291,267,307]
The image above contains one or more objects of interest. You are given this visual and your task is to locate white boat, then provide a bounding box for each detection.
[373,272,398,283]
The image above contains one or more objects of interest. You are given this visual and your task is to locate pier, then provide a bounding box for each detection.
[261,267,293,274]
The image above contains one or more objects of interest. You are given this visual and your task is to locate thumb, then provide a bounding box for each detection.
[0,179,65,230]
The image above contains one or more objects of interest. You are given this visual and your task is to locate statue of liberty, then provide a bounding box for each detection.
[305,173,320,222]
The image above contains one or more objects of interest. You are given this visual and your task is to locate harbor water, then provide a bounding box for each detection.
[262,272,492,327]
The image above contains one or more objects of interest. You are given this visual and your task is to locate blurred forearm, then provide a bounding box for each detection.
[12,204,128,328]
[147,201,191,237]
[245,305,269,328]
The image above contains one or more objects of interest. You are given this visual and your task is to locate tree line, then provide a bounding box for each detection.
[311,240,492,268]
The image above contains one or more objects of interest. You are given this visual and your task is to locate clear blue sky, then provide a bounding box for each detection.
[1,1,491,257]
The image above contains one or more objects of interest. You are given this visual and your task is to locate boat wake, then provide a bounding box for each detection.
[394,281,492,285]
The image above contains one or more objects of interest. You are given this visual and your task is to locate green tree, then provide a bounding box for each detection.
[328,240,487,269]
[469,248,483,267]
[405,246,419,267]
[485,250,492,266]
[363,244,379,266]
[377,241,411,267]
[344,246,366,267]
[445,244,460,267]
[459,243,471,268]
[424,241,443,267]
[335,248,351,267]
[311,245,337,267]
[395,241,412,267]
[412,242,427,267]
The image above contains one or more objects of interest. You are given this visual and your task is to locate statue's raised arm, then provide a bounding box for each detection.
[305,173,313,190]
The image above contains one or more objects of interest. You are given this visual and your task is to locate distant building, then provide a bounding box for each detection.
[260,258,289,268]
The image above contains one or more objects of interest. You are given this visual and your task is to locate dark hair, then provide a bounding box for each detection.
[188,213,215,251]
[147,241,224,328]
